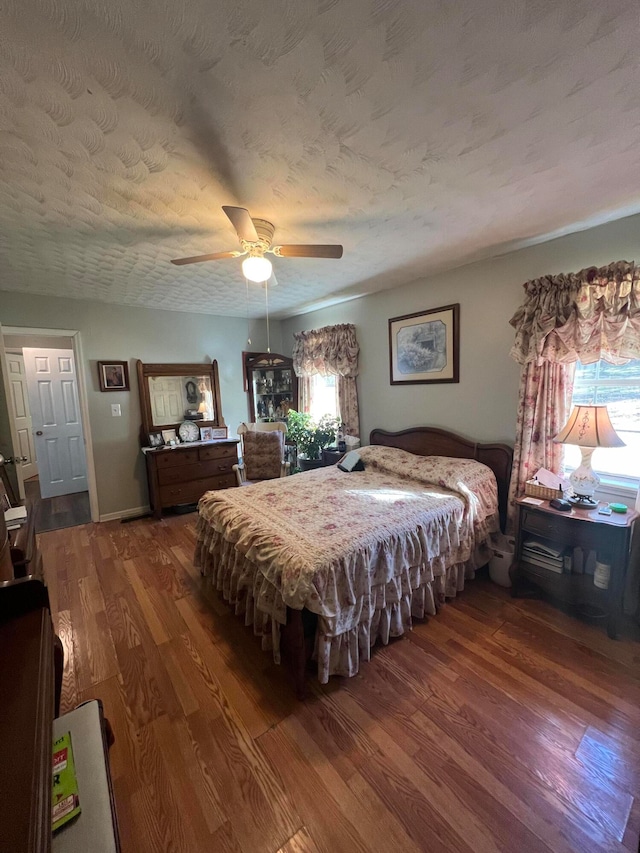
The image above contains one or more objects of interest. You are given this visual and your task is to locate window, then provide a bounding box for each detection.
[308,374,338,422]
[564,359,640,483]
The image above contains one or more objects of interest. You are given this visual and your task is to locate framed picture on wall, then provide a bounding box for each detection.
[98,361,130,392]
[388,303,460,385]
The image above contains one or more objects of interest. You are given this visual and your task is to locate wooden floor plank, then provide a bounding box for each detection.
[276,827,322,853]
[38,517,639,853]
[276,713,424,853]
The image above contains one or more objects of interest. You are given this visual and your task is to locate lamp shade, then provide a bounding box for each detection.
[553,405,625,448]
[242,255,272,283]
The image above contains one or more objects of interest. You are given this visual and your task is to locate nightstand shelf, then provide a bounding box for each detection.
[511,498,637,638]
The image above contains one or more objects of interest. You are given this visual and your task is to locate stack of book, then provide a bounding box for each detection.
[522,538,569,574]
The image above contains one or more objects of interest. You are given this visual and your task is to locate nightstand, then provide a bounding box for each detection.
[321,447,345,466]
[510,498,637,639]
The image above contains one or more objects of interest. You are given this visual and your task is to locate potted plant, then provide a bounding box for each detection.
[286,410,339,471]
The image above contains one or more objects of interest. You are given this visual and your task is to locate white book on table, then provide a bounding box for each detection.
[4,506,27,529]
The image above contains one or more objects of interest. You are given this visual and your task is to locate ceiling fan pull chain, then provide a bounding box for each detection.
[245,277,251,346]
[265,281,270,354]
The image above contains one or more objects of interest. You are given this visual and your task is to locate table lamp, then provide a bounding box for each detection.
[553,404,625,507]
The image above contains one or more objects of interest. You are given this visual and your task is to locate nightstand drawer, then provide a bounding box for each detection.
[521,507,610,550]
[521,508,572,540]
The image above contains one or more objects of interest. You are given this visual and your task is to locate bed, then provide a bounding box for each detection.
[194,426,513,695]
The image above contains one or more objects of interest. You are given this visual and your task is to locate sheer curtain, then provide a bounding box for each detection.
[507,261,640,529]
[292,324,360,437]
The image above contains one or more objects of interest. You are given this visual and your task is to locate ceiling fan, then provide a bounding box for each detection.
[171,206,343,283]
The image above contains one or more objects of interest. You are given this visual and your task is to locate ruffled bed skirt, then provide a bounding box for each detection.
[195,517,492,683]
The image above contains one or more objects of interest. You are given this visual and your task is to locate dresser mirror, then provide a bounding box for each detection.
[137,360,226,440]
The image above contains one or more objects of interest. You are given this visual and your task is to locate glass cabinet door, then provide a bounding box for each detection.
[244,352,298,423]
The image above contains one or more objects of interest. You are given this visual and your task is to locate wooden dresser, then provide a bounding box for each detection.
[144,439,239,518]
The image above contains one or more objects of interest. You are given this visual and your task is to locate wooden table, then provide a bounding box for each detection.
[511,497,637,638]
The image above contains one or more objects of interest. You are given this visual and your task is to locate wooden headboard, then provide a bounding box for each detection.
[370,426,514,532]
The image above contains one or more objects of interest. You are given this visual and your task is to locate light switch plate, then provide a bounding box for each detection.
[111,403,121,417]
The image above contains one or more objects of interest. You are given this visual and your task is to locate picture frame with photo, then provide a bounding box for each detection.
[98,360,130,392]
[161,428,178,445]
[388,303,460,385]
[199,426,214,442]
[148,431,165,448]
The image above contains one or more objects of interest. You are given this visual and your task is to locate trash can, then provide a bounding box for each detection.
[488,533,515,587]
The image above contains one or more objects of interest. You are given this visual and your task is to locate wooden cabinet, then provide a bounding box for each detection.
[244,352,297,423]
[0,578,63,853]
[511,498,637,638]
[144,440,239,518]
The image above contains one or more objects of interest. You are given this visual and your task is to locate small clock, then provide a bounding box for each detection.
[178,420,200,442]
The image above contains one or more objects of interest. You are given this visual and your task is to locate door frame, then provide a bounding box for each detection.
[1,326,99,522]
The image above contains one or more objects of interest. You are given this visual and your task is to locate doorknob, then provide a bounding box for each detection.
[35,430,43,436]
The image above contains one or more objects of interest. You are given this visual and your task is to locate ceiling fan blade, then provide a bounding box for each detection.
[271,244,343,259]
[222,206,259,243]
[171,250,244,266]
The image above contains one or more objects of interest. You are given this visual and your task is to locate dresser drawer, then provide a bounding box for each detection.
[158,458,236,486]
[159,473,235,505]
[199,443,237,463]
[153,449,199,469]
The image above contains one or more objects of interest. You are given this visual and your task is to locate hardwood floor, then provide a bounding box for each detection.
[41,515,640,852]
[24,476,91,533]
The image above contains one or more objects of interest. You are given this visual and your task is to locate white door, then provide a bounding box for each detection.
[6,353,38,480]
[24,347,88,498]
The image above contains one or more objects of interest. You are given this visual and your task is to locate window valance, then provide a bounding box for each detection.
[510,260,640,365]
[292,324,359,377]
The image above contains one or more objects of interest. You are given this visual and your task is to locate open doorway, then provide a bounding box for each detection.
[0,327,98,532]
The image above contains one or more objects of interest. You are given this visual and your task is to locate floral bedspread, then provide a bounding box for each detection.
[195,445,499,682]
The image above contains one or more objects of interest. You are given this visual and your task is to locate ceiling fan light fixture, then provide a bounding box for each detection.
[242,255,272,283]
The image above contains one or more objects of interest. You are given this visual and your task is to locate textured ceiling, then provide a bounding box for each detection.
[1,0,639,319]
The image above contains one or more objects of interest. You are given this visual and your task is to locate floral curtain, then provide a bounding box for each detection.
[507,260,640,530]
[297,376,313,416]
[293,324,360,436]
[292,324,359,377]
[506,361,573,530]
[510,260,640,366]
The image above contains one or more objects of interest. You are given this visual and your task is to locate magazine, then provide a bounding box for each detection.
[522,538,566,559]
[52,731,81,831]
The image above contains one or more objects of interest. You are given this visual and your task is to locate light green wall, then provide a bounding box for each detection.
[3,211,639,517]
[281,212,640,447]
[0,292,282,517]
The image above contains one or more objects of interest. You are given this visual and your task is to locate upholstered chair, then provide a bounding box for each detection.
[233,422,290,486]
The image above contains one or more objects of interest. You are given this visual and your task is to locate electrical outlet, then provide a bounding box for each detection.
[111,404,121,417]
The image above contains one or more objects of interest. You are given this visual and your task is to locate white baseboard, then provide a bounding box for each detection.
[99,505,151,522]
